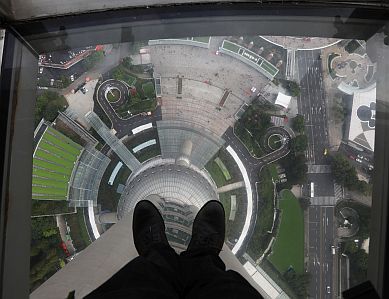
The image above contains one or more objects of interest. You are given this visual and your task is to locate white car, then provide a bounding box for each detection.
[70,75,75,82]
[250,87,257,93]
[327,286,331,294]
[356,158,362,163]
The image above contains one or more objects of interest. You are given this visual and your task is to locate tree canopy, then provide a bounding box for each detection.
[239,104,271,142]
[291,134,308,153]
[280,151,308,185]
[331,154,359,188]
[283,269,310,298]
[83,50,104,70]
[35,91,68,125]
[331,154,372,195]
[292,115,305,133]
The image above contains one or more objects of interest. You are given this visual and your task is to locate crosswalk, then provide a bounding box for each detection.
[334,183,343,201]
[286,49,296,80]
[307,164,331,174]
[310,196,337,206]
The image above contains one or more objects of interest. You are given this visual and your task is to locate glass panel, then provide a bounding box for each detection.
[29,31,379,298]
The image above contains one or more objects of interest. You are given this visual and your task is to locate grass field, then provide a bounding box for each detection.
[269,189,304,274]
[214,157,231,180]
[222,40,240,53]
[205,159,227,187]
[247,165,275,260]
[268,135,282,150]
[142,82,156,99]
[268,164,279,181]
[32,127,82,200]
[260,60,278,76]
[192,36,210,43]
[107,89,120,102]
[64,210,92,251]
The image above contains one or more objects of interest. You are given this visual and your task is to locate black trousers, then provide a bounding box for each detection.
[84,245,263,299]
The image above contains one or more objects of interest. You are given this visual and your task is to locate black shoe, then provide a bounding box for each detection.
[186,200,225,256]
[133,200,169,256]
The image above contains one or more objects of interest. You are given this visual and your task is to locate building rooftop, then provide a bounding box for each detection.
[348,85,376,152]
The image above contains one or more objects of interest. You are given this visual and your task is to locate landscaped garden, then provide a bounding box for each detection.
[269,189,304,274]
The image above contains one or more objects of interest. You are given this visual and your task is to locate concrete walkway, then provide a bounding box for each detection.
[217,181,245,193]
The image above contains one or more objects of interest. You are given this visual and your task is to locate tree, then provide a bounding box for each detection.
[122,57,133,68]
[83,50,104,70]
[35,91,68,125]
[283,269,311,298]
[60,75,71,88]
[292,115,305,133]
[280,152,308,185]
[240,104,271,142]
[332,102,347,122]
[331,154,359,189]
[282,80,301,97]
[291,134,308,152]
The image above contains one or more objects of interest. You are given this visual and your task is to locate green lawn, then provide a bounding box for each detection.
[46,127,82,150]
[205,159,227,187]
[33,158,70,174]
[214,157,232,180]
[193,36,210,43]
[39,141,77,161]
[35,150,74,169]
[32,194,67,201]
[42,132,81,155]
[32,186,67,197]
[234,124,264,157]
[107,89,120,102]
[33,167,69,181]
[268,135,282,150]
[269,189,304,274]
[43,133,81,156]
[32,177,68,189]
[135,146,161,163]
[142,82,156,99]
[260,60,278,76]
[64,209,92,251]
[247,165,275,260]
[222,40,240,53]
[31,199,72,216]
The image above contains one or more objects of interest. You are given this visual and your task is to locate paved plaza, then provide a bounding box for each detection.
[262,36,341,50]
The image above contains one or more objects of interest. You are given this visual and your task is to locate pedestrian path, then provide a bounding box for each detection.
[217,181,245,193]
[85,111,141,171]
[310,196,337,206]
[307,164,332,174]
[286,49,296,80]
[334,183,343,201]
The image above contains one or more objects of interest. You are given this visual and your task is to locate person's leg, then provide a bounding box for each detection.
[181,251,262,299]
[180,201,263,299]
[84,200,183,299]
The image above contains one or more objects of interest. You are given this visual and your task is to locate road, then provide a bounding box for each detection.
[296,50,329,165]
[297,49,337,298]
[308,206,335,299]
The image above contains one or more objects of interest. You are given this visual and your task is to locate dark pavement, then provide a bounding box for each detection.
[308,206,335,299]
[297,50,337,298]
[297,50,329,165]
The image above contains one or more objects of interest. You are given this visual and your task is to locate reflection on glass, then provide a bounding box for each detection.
[30,36,374,298]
